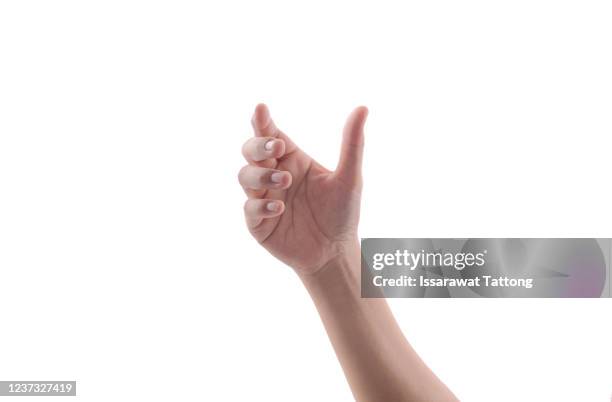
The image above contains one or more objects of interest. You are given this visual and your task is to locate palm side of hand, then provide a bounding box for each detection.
[239,104,368,274]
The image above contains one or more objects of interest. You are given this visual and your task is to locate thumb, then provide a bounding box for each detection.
[335,106,368,186]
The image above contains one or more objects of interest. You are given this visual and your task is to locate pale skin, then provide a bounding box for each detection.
[239,104,459,402]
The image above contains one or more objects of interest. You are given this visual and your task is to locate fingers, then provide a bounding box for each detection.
[239,104,294,203]
[251,103,281,137]
[244,199,285,228]
[242,137,286,162]
[251,103,298,154]
[335,106,368,186]
[238,165,292,191]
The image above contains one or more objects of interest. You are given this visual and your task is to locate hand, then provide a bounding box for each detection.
[238,104,368,275]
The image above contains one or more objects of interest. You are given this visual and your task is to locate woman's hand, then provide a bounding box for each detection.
[238,103,368,275]
[238,105,459,402]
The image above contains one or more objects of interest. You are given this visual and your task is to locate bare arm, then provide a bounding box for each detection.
[301,246,457,401]
[238,104,458,402]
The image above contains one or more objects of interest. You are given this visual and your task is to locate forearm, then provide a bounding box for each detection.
[299,243,458,402]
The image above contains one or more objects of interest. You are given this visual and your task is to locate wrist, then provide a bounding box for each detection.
[298,240,362,294]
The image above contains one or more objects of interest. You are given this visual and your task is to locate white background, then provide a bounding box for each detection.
[0,0,611,401]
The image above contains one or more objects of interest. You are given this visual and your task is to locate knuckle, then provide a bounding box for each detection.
[241,140,250,157]
[237,165,248,183]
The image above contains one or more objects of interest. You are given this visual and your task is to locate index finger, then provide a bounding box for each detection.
[251,103,298,154]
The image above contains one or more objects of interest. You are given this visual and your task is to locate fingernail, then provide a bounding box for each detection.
[264,140,275,150]
[266,202,280,212]
[270,172,284,183]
